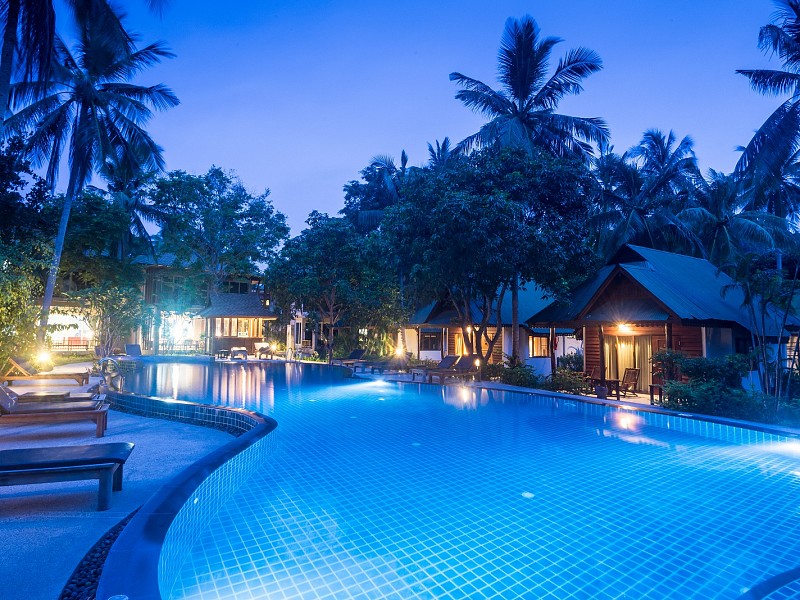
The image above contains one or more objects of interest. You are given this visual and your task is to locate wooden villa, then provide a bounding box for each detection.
[529,245,800,393]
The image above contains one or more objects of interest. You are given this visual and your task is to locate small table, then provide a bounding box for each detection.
[649,384,664,404]
[592,378,621,401]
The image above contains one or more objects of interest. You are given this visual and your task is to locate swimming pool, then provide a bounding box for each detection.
[122,360,800,599]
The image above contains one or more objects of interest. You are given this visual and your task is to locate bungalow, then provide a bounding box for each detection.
[529,245,800,392]
[404,286,580,374]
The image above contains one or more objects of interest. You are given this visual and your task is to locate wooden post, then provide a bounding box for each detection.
[598,324,606,384]
[549,327,557,375]
[666,322,673,351]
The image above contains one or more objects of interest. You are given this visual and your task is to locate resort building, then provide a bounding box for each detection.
[529,244,800,392]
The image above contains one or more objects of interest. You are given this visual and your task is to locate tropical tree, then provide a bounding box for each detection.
[0,0,169,133]
[96,159,162,260]
[149,167,290,295]
[678,170,790,265]
[267,212,366,362]
[449,15,609,159]
[736,0,800,178]
[5,7,178,341]
[591,129,702,257]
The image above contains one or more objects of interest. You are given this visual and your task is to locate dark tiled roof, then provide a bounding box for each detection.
[196,293,276,318]
[530,244,800,335]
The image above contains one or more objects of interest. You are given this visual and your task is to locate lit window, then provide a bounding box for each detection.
[529,336,549,357]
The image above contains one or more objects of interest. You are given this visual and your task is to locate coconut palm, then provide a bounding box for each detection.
[5,7,178,340]
[427,137,461,170]
[736,0,800,177]
[449,15,609,160]
[96,158,162,260]
[592,130,702,257]
[0,0,168,134]
[678,170,790,265]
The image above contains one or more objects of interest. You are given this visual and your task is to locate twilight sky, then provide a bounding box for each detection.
[63,0,786,233]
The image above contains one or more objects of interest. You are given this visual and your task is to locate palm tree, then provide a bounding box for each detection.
[96,158,162,261]
[678,170,789,265]
[591,129,702,257]
[5,7,178,341]
[736,0,800,178]
[427,137,461,170]
[449,15,609,160]
[0,0,168,134]
[450,14,609,363]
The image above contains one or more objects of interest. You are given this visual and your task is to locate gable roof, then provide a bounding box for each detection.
[196,293,276,319]
[530,245,800,335]
[408,286,570,334]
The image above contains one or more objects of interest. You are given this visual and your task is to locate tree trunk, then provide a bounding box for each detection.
[510,275,520,366]
[0,0,20,135]
[37,169,80,344]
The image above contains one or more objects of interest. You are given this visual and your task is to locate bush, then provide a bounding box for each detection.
[659,380,767,422]
[500,364,542,388]
[540,369,588,395]
[557,352,583,372]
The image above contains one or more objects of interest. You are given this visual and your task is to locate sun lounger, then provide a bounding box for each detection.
[370,354,411,374]
[0,442,134,510]
[0,394,110,437]
[3,356,89,386]
[0,385,97,404]
[427,355,479,384]
[410,355,459,382]
[124,343,142,357]
[332,348,367,367]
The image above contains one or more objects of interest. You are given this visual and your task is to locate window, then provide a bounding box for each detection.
[529,336,550,357]
[237,319,250,337]
[420,332,441,351]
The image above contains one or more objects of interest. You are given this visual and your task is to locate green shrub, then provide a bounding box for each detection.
[540,368,588,395]
[658,380,767,422]
[500,364,542,388]
[557,352,583,372]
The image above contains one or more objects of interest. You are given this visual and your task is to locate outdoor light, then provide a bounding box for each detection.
[36,349,51,364]
[474,358,481,367]
[395,345,405,356]
[617,323,632,334]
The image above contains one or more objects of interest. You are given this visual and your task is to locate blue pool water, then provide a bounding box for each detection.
[125,361,800,599]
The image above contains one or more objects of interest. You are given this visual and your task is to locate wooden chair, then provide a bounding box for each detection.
[3,356,89,386]
[620,368,641,396]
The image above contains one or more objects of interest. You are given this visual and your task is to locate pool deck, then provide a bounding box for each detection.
[0,363,234,600]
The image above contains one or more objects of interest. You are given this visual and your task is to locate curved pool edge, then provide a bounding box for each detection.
[95,390,277,600]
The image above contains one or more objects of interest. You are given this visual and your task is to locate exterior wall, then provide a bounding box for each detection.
[584,323,704,386]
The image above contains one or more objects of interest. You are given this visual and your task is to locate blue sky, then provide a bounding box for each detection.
[79,0,785,232]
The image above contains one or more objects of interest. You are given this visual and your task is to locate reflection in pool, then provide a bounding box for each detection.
[126,360,800,599]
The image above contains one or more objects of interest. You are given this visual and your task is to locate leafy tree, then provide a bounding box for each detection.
[151,167,289,294]
[0,242,44,366]
[450,15,609,159]
[5,6,178,342]
[67,283,146,357]
[267,212,366,361]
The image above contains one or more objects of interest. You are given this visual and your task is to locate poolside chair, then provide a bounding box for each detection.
[124,344,142,357]
[230,347,248,360]
[410,355,459,382]
[0,385,97,404]
[427,355,479,384]
[369,352,412,374]
[0,394,109,437]
[332,348,367,367]
[0,441,134,511]
[620,368,640,396]
[3,356,89,386]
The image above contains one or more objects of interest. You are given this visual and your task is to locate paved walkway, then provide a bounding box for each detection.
[0,365,233,600]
